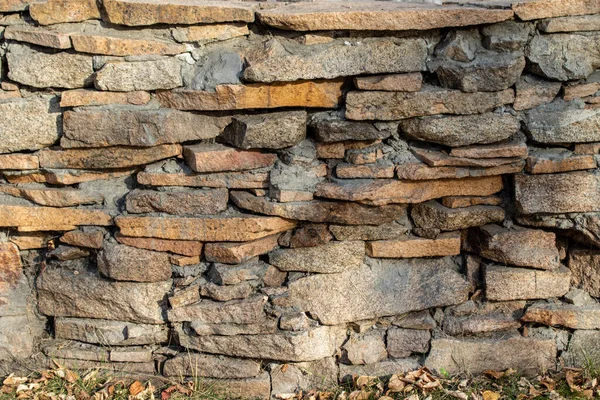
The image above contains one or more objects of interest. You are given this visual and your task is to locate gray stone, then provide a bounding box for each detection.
[517,213,600,249]
[484,264,571,301]
[311,118,392,143]
[564,288,596,306]
[207,259,269,285]
[442,300,525,336]
[125,188,228,215]
[279,312,314,332]
[0,316,44,360]
[95,58,182,91]
[7,44,93,88]
[220,110,306,150]
[98,242,172,283]
[425,334,556,377]
[528,326,569,352]
[189,320,278,336]
[243,37,427,82]
[513,74,562,111]
[389,310,436,330]
[400,112,519,147]
[163,353,261,379]
[562,330,600,368]
[339,358,421,382]
[341,330,387,365]
[54,318,168,346]
[329,221,411,241]
[0,97,60,154]
[200,281,253,302]
[186,49,242,91]
[481,21,533,51]
[411,201,505,232]
[188,373,271,400]
[435,29,479,63]
[168,295,267,324]
[387,328,431,358]
[270,358,338,396]
[568,248,600,297]
[37,268,171,324]
[269,241,365,274]
[42,340,110,362]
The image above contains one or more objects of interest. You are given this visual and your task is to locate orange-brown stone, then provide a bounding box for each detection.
[512,0,600,21]
[29,0,101,25]
[366,232,461,258]
[354,73,422,92]
[60,90,151,107]
[0,205,112,231]
[61,230,104,249]
[4,26,72,49]
[0,186,103,207]
[183,144,277,173]
[442,196,502,209]
[71,34,187,56]
[136,171,269,189]
[204,234,280,264]
[0,154,38,170]
[115,233,203,257]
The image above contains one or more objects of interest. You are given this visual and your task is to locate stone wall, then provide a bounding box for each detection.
[1,0,600,397]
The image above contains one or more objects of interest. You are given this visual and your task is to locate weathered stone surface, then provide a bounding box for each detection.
[172,23,249,43]
[0,242,27,317]
[0,205,111,231]
[396,160,525,181]
[137,170,268,189]
[116,214,295,242]
[10,232,51,250]
[98,242,171,283]
[562,330,600,368]
[339,358,422,382]
[312,119,391,143]
[244,38,426,83]
[284,257,469,325]
[220,111,306,150]
[442,196,502,209]
[55,318,165,346]
[62,107,228,148]
[164,353,260,379]
[200,281,253,302]
[524,100,600,144]
[469,225,559,270]
[270,358,338,395]
[49,245,90,261]
[125,188,228,215]
[522,303,600,330]
[204,234,279,264]
[289,224,332,248]
[0,154,38,170]
[172,296,265,324]
[71,33,186,56]
[564,82,600,101]
[443,300,525,336]
[257,2,513,32]
[425,334,556,377]
[4,25,72,49]
[366,232,461,258]
[178,325,345,362]
[103,0,256,26]
[539,14,600,33]
[29,0,100,25]
[412,201,505,231]
[61,230,104,249]
[0,186,103,207]
[575,142,600,155]
[157,81,343,111]
[207,259,268,286]
[336,163,396,179]
[38,268,171,324]
[183,144,276,173]
[569,248,600,297]
[329,221,411,241]
[485,264,571,301]
[481,20,532,51]
[95,58,182,91]
[387,328,430,358]
[60,90,151,107]
[526,149,597,174]
[449,139,528,159]
[0,0,31,12]
[38,144,181,169]
[315,176,503,206]
[400,112,518,147]
[513,74,561,111]
[0,97,60,154]
[517,213,600,249]
[7,44,93,88]
[515,172,600,214]
[342,330,387,365]
[346,87,514,121]
[564,288,596,306]
[512,0,600,21]
[7,168,137,186]
[411,146,523,168]
[231,190,407,225]
[269,241,364,273]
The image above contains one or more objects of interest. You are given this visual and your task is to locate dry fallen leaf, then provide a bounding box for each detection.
[446,390,468,400]
[482,391,500,400]
[129,381,145,396]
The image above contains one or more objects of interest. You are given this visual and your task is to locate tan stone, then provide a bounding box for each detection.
[512,0,600,21]
[366,232,461,258]
[125,188,228,215]
[29,0,100,25]
[115,233,202,257]
[0,205,111,231]
[99,242,172,283]
[568,248,600,297]
[4,25,71,49]
[354,73,422,92]
[136,171,268,189]
[0,242,22,294]
[269,241,364,273]
[204,234,279,264]
[169,255,200,266]
[522,303,600,330]
[336,163,395,179]
[396,160,525,180]
[539,14,600,33]
[329,221,410,241]
[12,168,137,186]
[526,150,597,174]
[316,142,345,159]
[37,144,181,169]
[257,2,513,31]
[172,23,249,43]
[269,189,313,203]
[71,34,186,56]
[346,87,514,120]
[95,58,182,92]
[61,230,103,249]
[60,90,151,107]
[183,144,276,173]
[564,82,600,101]
[0,186,103,207]
[513,75,561,111]
[442,196,502,208]
[315,176,503,206]
[103,0,256,26]
[10,232,51,250]
[155,81,343,111]
[0,154,38,170]
[574,142,600,154]
[449,140,528,159]
[412,201,505,232]
[485,264,571,301]
[412,146,523,168]
[116,215,295,242]
[0,0,30,12]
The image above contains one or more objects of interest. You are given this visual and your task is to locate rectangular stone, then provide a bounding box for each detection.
[4,25,72,49]
[539,14,600,32]
[354,73,422,92]
[183,144,277,173]
[61,230,104,249]
[163,353,260,379]
[485,264,571,301]
[366,232,461,258]
[71,33,186,56]
[155,81,343,110]
[512,0,600,21]
[0,186,103,207]
[125,188,228,215]
[0,0,31,12]
[29,0,100,25]
[0,154,38,170]
[526,149,597,174]
[568,248,600,297]
[116,234,203,257]
[396,161,525,180]
[10,232,51,250]
[60,90,151,107]
[171,22,249,43]
[336,163,396,179]
[95,58,182,91]
[115,215,295,242]
[442,196,502,208]
[449,140,528,159]
[136,170,268,189]
[0,205,111,231]
[522,303,600,330]
[204,234,279,264]
[54,317,168,346]
[412,146,523,168]
[168,296,266,324]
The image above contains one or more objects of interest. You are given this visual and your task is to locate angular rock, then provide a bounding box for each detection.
[0,154,39,170]
[513,74,561,111]
[125,188,228,215]
[0,205,111,231]
[61,230,104,249]
[342,330,387,365]
[38,144,181,169]
[481,21,532,52]
[204,234,279,264]
[289,224,332,248]
[285,257,469,325]
[168,295,266,324]
[0,186,103,207]
[164,353,260,379]
[411,146,523,168]
[183,144,276,173]
[29,0,100,25]
[4,25,72,49]
[38,268,171,324]
[412,201,505,231]
[354,73,422,92]
[449,139,528,159]
[220,110,306,150]
[244,38,427,82]
[568,248,600,297]
[10,232,51,250]
[387,328,431,358]
[95,58,182,91]
[200,281,253,302]
[270,358,338,395]
[7,44,93,89]
[339,359,422,382]
[562,330,600,368]
[517,213,600,249]
[522,303,600,330]
[137,170,268,189]
[49,245,90,261]
[98,242,172,283]
[573,143,600,155]
[207,259,268,286]
[71,33,186,56]
[157,80,343,110]
[539,14,600,33]
[55,317,168,345]
[62,107,229,148]
[396,160,525,181]
[442,196,502,209]
[564,82,600,101]
[485,264,571,301]
[0,0,31,12]
[60,89,151,107]
[366,232,461,258]
[171,23,249,43]
[336,163,396,179]
[400,112,518,147]
[346,87,514,121]
[312,119,391,143]
[515,172,600,214]
[512,0,600,21]
[443,300,525,336]
[564,288,596,306]
[329,221,411,241]
[526,149,597,174]
[269,241,364,273]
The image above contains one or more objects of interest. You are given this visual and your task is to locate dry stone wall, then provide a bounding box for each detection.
[0,0,600,397]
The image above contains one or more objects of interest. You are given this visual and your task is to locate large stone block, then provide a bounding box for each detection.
[562,330,600,368]
[125,188,228,215]
[54,317,168,346]
[522,303,600,330]
[95,59,182,91]
[411,201,505,231]
[366,233,461,258]
[98,242,172,283]
[485,264,571,301]
[269,241,365,273]
[0,205,111,231]
[163,353,261,379]
[568,248,600,297]
[29,0,100,25]
[183,144,277,173]
[513,0,600,22]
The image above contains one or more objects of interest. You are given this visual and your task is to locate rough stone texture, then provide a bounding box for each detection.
[98,242,172,283]
[55,317,168,345]
[329,222,411,241]
[95,59,182,92]
[513,0,600,21]
[312,119,391,143]
[339,359,422,382]
[183,144,277,173]
[539,14,600,33]
[399,112,519,147]
[125,188,228,215]
[269,241,364,273]
[396,160,525,181]
[29,0,100,25]
[204,234,279,264]
[60,230,104,249]
[513,75,561,111]
[387,328,431,358]
[366,232,461,258]
[163,353,260,379]
[4,25,72,49]
[522,303,600,330]
[0,205,111,231]
[412,201,505,231]
[0,186,103,207]
[270,358,338,395]
[60,90,151,107]
[354,73,422,92]
[71,34,186,57]
[526,149,596,174]
[449,139,528,159]
[7,44,93,89]
[283,257,469,325]
[341,330,387,365]
[562,330,600,368]
[443,300,525,336]
[0,154,39,170]
[485,264,571,301]
[346,87,514,121]
[568,249,600,297]
[172,23,249,43]
[137,170,269,189]
[411,146,523,168]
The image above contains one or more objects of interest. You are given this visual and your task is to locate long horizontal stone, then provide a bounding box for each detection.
[137,171,269,189]
[103,0,256,26]
[0,205,111,231]
[204,234,279,264]
[411,146,523,168]
[346,87,514,120]
[6,168,137,186]
[38,144,181,169]
[0,0,31,12]
[539,14,600,32]
[29,0,100,25]
[115,234,202,257]
[485,264,571,301]
[155,81,343,110]
[116,215,295,242]
[55,317,168,346]
[164,353,261,379]
[412,201,505,231]
[527,149,597,174]
[512,0,600,21]
[366,232,461,258]
[257,2,513,31]
[0,186,103,207]
[396,161,525,180]
[524,100,600,143]
[171,23,249,43]
[183,144,277,173]
[0,154,38,170]
[230,190,408,225]
[95,58,182,91]
[38,268,171,324]
[315,176,503,206]
[4,26,72,49]
[515,172,600,214]
[71,33,186,56]
[125,188,228,215]
[269,241,365,273]
[60,90,151,107]
[522,303,600,330]
[168,296,266,324]
[284,257,469,325]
